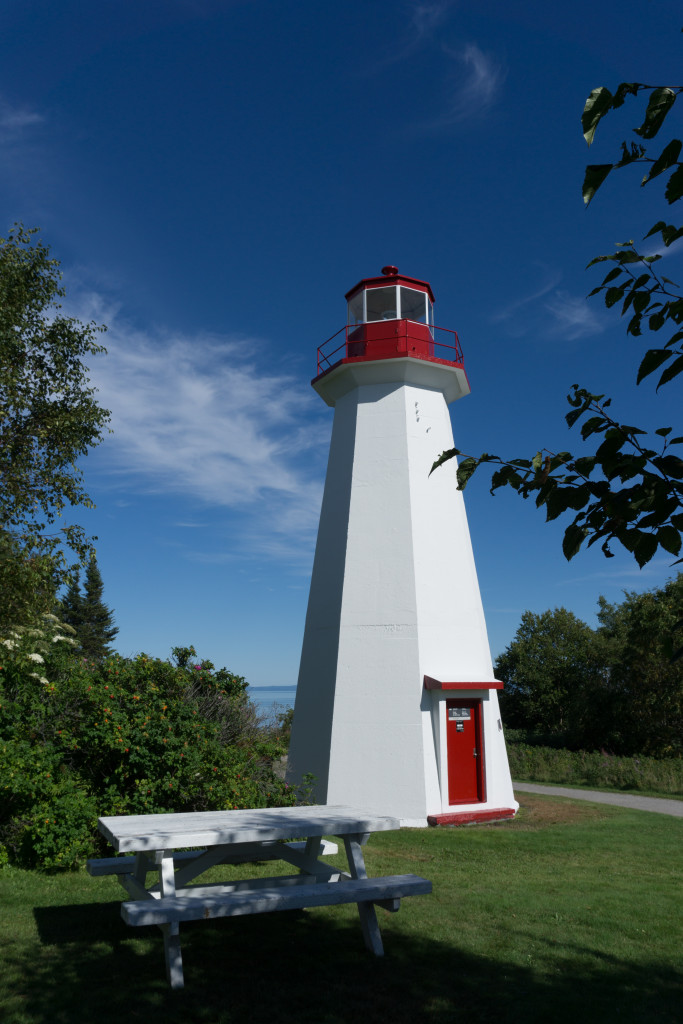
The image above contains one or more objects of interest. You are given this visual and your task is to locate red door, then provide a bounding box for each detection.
[446,699,485,804]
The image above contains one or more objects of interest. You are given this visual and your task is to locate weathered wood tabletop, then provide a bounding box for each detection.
[98,804,401,851]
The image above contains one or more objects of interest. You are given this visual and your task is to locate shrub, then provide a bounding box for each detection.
[0,633,300,869]
[507,740,683,795]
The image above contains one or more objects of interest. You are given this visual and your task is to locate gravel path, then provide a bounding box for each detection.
[513,781,683,818]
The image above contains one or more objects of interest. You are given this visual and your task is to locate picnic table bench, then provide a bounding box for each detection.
[88,804,431,988]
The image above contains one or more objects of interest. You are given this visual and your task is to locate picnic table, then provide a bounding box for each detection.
[88,804,431,988]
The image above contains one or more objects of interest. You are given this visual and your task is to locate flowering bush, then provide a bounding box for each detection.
[0,635,298,869]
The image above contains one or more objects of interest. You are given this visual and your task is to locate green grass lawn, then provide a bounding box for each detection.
[1,794,681,1024]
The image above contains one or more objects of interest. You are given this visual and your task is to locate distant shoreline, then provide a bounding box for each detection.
[248,686,296,691]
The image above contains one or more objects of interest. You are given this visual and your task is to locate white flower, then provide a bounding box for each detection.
[28,652,44,663]
[1,639,16,650]
[30,673,50,684]
[52,635,77,645]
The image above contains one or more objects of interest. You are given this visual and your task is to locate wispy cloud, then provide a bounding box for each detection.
[76,296,330,565]
[492,270,604,342]
[366,1,454,69]
[544,291,604,340]
[434,43,506,127]
[559,557,674,588]
[412,1,452,39]
[0,95,44,140]
[363,4,504,130]
[492,272,563,323]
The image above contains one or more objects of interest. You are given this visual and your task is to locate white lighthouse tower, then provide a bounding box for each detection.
[287,267,517,827]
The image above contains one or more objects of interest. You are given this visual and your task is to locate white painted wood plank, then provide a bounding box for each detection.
[89,839,338,878]
[98,805,399,853]
[119,872,158,901]
[343,834,383,955]
[275,844,341,881]
[122,874,432,926]
[173,874,320,898]
[161,922,183,989]
[88,849,204,876]
[157,851,176,897]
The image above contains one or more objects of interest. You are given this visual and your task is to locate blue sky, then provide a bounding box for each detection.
[2,0,681,685]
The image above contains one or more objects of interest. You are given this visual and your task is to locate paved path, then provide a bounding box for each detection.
[513,782,683,818]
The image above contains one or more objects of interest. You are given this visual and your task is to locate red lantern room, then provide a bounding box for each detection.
[315,265,466,383]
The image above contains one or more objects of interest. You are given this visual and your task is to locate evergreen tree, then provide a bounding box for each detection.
[60,570,84,634]
[76,557,118,659]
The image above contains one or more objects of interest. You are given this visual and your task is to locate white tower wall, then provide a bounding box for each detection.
[288,357,517,825]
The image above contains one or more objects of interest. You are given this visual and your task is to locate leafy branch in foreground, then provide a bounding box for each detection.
[433,75,682,566]
[431,386,683,567]
[581,81,683,391]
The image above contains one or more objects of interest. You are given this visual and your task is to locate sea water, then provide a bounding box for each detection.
[248,685,296,720]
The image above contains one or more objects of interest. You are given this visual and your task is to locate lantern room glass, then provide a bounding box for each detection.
[347,285,433,325]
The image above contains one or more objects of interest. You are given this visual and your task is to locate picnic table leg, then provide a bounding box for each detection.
[343,834,384,957]
[156,849,185,989]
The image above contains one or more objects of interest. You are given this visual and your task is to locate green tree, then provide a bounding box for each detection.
[59,569,84,634]
[70,556,118,660]
[0,529,57,631]
[596,574,683,757]
[497,577,683,757]
[0,225,110,631]
[496,608,608,740]
[433,79,683,567]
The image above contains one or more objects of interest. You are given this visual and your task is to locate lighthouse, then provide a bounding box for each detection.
[287,267,518,827]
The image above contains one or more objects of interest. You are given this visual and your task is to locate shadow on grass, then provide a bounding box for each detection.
[11,902,679,1024]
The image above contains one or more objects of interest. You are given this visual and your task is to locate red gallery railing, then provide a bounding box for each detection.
[316,322,464,378]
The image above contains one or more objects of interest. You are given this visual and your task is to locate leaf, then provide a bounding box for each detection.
[661,222,683,246]
[657,525,682,555]
[586,254,616,267]
[652,453,683,478]
[645,220,668,239]
[632,531,659,568]
[655,427,673,437]
[602,266,624,284]
[657,353,683,389]
[572,456,596,476]
[634,87,677,140]
[641,138,683,184]
[612,82,641,108]
[618,250,646,263]
[605,286,624,307]
[648,310,667,331]
[632,290,650,316]
[583,164,613,206]
[580,415,608,440]
[430,448,458,476]
[665,163,683,204]
[618,140,646,166]
[637,348,673,384]
[456,457,479,490]
[582,87,614,145]
[562,523,588,560]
